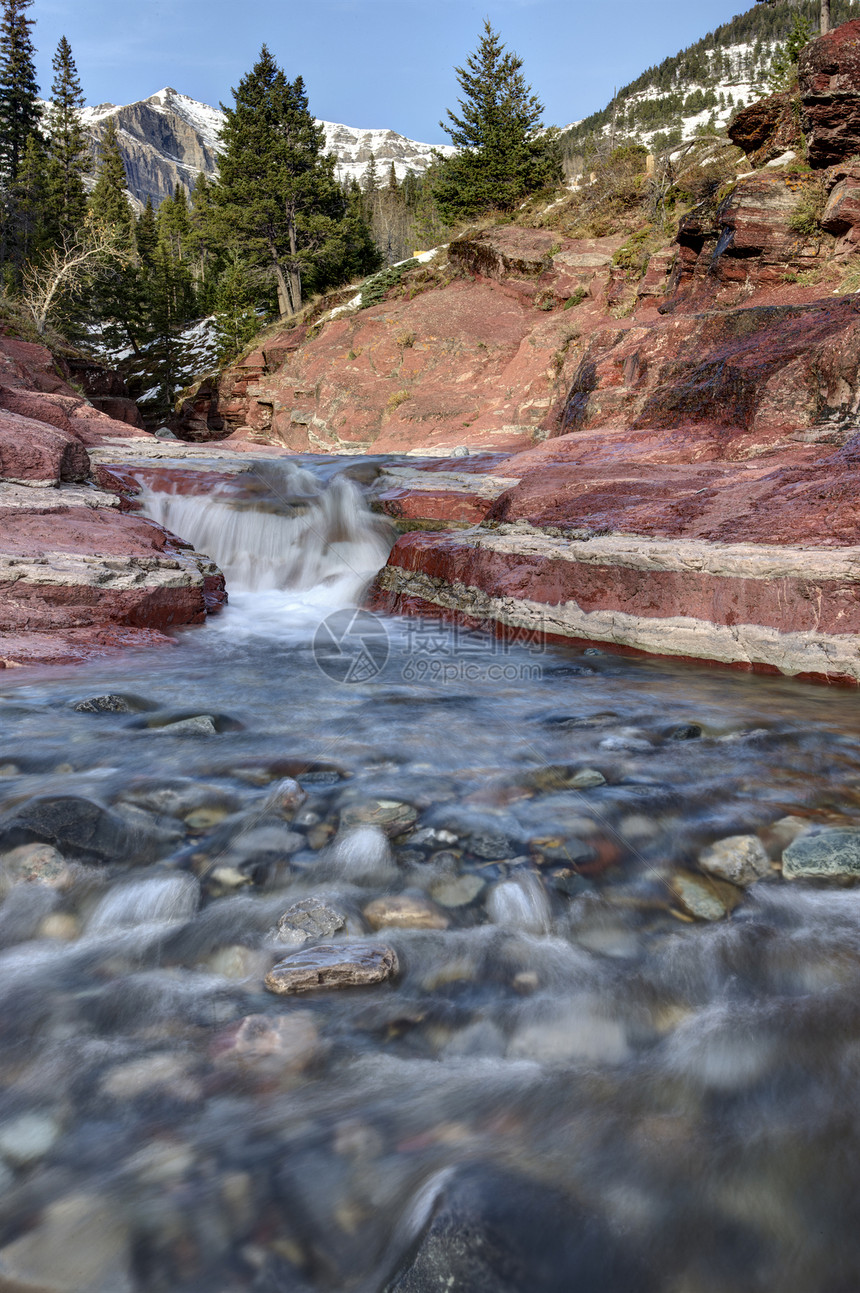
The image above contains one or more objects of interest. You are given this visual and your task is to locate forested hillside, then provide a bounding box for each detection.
[561,0,857,164]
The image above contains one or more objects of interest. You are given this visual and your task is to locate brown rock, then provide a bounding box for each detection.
[169,375,231,442]
[264,941,398,994]
[821,172,860,239]
[221,1012,319,1068]
[727,89,802,165]
[0,843,72,890]
[449,227,561,279]
[0,410,89,484]
[340,799,419,835]
[800,19,860,167]
[363,894,449,930]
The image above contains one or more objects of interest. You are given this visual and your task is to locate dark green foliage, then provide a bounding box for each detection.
[45,36,89,241]
[136,197,157,266]
[360,259,418,309]
[767,12,814,90]
[0,0,40,183]
[434,20,561,221]
[213,45,377,317]
[88,117,134,240]
[560,0,855,164]
[14,129,49,262]
[213,253,262,363]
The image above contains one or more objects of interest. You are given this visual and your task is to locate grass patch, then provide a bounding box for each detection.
[386,388,412,411]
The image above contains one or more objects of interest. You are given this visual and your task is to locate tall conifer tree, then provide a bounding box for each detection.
[46,36,89,240]
[89,117,133,238]
[434,20,560,221]
[0,0,40,183]
[214,45,377,316]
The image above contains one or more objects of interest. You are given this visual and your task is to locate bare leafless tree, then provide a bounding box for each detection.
[20,223,130,335]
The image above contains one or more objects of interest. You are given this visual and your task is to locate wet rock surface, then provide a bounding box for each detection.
[782,826,860,879]
[264,941,399,994]
[0,600,859,1290]
[273,898,346,944]
[384,1164,654,1292]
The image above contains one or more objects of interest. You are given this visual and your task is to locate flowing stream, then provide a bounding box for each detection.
[1,456,860,1290]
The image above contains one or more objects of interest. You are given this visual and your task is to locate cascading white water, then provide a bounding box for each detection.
[138,461,394,632]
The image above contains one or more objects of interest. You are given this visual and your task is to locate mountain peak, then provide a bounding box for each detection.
[78,88,454,207]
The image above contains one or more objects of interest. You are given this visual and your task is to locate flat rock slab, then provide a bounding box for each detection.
[783,827,860,879]
[265,941,398,994]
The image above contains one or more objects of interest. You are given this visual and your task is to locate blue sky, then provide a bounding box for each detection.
[34,0,756,141]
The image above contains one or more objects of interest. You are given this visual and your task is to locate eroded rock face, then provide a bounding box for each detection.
[560,299,860,437]
[206,236,630,453]
[727,88,802,166]
[675,173,827,296]
[0,334,228,667]
[168,375,228,442]
[800,19,860,167]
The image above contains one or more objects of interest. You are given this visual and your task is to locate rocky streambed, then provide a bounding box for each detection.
[1,459,860,1290]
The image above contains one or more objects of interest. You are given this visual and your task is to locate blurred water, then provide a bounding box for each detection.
[0,457,858,1289]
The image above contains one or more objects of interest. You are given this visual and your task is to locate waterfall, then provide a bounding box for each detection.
[138,461,393,610]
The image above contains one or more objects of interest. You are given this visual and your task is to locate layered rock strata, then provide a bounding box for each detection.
[0,337,226,668]
[373,526,860,683]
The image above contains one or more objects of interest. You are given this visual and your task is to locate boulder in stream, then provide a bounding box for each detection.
[265,941,398,994]
[782,827,860,880]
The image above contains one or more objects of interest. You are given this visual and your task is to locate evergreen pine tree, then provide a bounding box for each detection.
[45,36,88,241]
[387,162,398,192]
[0,0,40,183]
[157,183,192,261]
[88,116,133,241]
[88,117,141,352]
[136,196,157,266]
[188,172,218,309]
[362,151,379,197]
[213,251,261,363]
[342,180,382,278]
[434,20,561,221]
[213,45,376,316]
[14,128,49,262]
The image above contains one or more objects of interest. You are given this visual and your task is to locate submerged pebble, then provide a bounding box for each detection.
[273,898,346,944]
[363,893,449,930]
[670,870,740,921]
[428,873,485,907]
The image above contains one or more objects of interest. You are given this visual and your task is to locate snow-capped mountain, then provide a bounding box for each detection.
[78,87,455,207]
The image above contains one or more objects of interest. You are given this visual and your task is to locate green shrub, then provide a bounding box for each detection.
[360,259,420,309]
[789,182,826,238]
